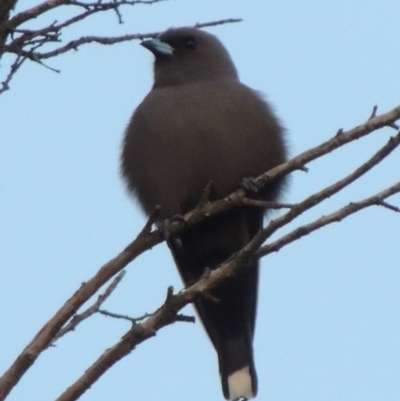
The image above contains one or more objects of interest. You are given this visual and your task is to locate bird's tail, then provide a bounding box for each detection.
[218,335,257,400]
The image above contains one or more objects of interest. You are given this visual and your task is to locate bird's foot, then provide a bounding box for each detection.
[240,177,260,195]
[170,214,188,226]
[157,214,188,249]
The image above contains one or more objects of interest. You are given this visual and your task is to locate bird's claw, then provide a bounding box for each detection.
[240,177,260,195]
[157,219,183,249]
[171,214,188,227]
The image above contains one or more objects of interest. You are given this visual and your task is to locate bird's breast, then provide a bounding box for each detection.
[121,81,286,218]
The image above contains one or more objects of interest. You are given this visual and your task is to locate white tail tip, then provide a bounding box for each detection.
[227,366,254,400]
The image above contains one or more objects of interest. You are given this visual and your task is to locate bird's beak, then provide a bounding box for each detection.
[140,38,174,57]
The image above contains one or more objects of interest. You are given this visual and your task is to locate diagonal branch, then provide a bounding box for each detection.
[259,182,400,257]
[250,131,400,254]
[54,182,400,401]
[178,106,400,231]
[0,105,398,400]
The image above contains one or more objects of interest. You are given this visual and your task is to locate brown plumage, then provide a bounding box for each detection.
[121,27,287,400]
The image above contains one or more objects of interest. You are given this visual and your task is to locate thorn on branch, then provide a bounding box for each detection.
[175,314,195,323]
[166,286,174,300]
[298,165,309,173]
[369,105,378,120]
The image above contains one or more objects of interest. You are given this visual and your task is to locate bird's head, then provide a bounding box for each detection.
[140,28,238,88]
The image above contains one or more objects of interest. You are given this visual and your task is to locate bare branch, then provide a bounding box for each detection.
[259,182,400,257]
[177,106,400,233]
[0,227,163,400]
[53,181,400,401]
[0,105,399,400]
[254,107,400,189]
[7,18,243,61]
[54,269,242,401]
[2,10,241,91]
[252,131,400,255]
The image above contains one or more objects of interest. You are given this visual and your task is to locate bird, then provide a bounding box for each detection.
[121,27,287,400]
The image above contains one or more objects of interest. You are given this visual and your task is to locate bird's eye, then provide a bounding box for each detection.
[184,39,196,49]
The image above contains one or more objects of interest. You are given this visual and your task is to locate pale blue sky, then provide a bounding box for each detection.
[1,1,400,401]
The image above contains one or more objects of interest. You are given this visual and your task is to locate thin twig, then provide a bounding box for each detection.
[0,54,26,94]
[7,19,243,60]
[99,310,153,323]
[378,200,400,213]
[50,270,127,345]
